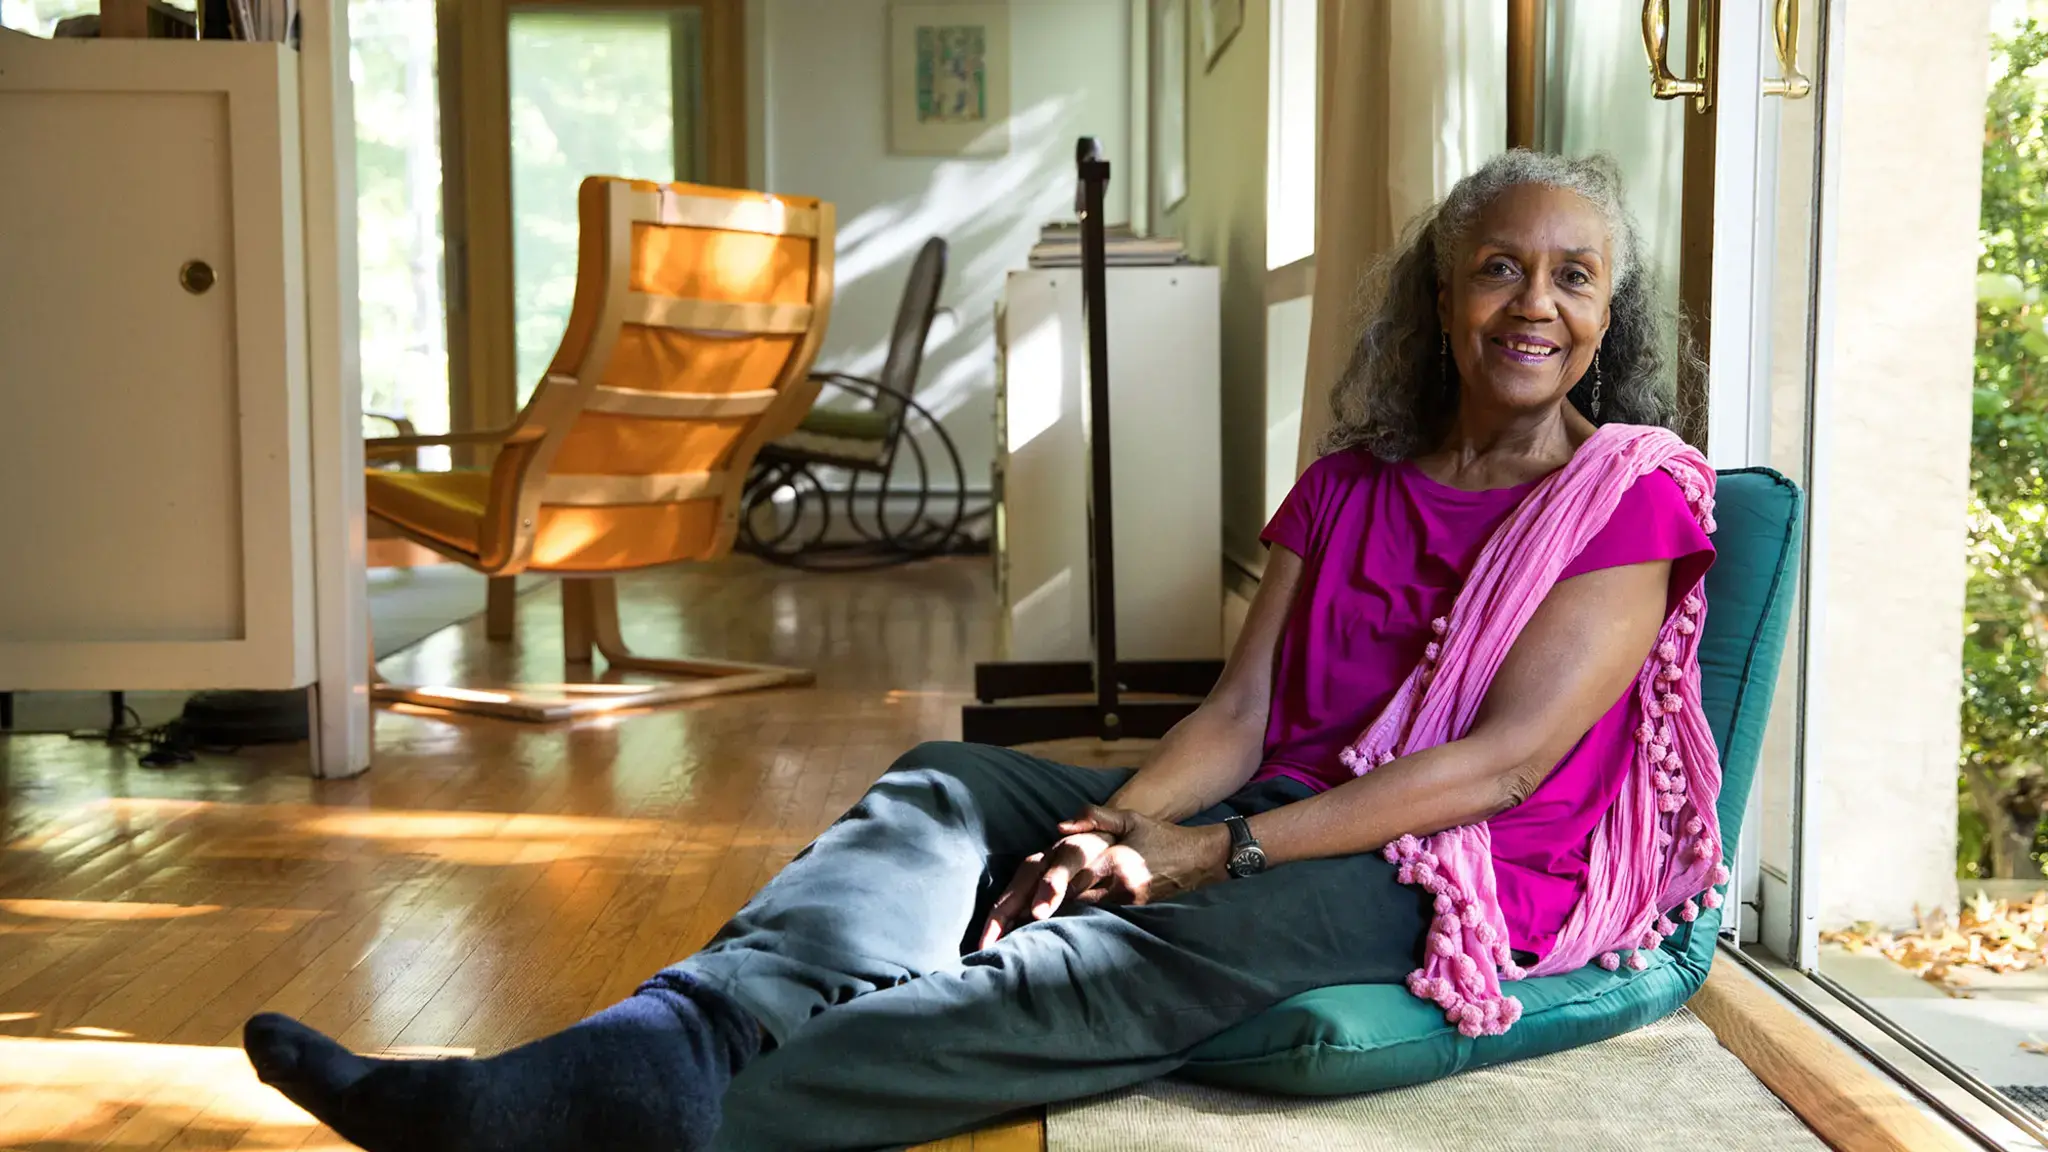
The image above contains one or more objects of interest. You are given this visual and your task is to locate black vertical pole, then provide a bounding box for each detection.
[1076,138,1120,736]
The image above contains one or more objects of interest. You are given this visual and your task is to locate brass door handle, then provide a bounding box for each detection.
[1642,0,1714,112]
[1762,0,1813,98]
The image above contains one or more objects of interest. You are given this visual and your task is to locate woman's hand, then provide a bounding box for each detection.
[977,810,1235,948]
[1058,807,1232,908]
[978,829,1119,949]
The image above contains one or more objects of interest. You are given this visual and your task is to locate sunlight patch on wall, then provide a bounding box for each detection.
[1004,313,1063,454]
[1009,566,1075,658]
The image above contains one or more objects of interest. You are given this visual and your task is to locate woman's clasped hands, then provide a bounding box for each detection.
[977,807,1233,947]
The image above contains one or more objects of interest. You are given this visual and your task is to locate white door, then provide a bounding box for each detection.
[0,92,244,646]
[0,40,315,690]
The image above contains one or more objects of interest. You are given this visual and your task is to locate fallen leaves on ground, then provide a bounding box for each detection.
[1819,889,2048,998]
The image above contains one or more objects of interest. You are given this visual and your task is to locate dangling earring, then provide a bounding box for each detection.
[1440,333,1451,386]
[1591,350,1604,421]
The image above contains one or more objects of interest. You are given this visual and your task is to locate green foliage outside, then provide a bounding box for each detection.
[1963,19,2048,878]
[353,0,448,436]
[509,10,683,403]
[349,2,697,432]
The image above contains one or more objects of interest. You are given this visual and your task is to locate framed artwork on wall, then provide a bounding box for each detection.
[1200,0,1242,71]
[888,1,1012,156]
[1153,0,1187,211]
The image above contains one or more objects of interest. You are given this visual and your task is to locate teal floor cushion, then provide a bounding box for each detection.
[1183,467,1804,1096]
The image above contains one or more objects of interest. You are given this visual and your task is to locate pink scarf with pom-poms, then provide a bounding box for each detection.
[1338,424,1727,1038]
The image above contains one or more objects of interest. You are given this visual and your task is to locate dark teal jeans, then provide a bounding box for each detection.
[678,741,1426,1151]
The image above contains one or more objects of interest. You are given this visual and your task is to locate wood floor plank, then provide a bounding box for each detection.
[193,863,469,1048]
[260,866,528,1043]
[171,862,448,1047]
[326,861,566,1053]
[572,744,778,1017]
[971,1113,1048,1152]
[0,560,1054,1152]
[1690,964,1972,1152]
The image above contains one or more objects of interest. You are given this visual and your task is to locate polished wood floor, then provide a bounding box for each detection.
[0,557,1100,1151]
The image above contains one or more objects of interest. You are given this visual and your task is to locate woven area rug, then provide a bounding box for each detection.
[1047,1010,1824,1152]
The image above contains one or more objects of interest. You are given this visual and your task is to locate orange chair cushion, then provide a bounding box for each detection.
[364,469,489,558]
[366,467,729,574]
[525,501,726,573]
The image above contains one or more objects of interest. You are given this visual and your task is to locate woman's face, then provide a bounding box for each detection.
[1438,183,1614,419]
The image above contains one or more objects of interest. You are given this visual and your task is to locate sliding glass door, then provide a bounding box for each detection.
[507,5,705,403]
[354,0,452,454]
[442,0,744,435]
[1664,0,2048,1144]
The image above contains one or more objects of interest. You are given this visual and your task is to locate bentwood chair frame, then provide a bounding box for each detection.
[741,236,969,568]
[365,176,835,722]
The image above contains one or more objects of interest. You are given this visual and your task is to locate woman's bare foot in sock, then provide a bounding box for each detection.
[242,976,756,1152]
[244,1013,473,1151]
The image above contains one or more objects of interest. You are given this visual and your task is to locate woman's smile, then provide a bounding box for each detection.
[1489,334,1562,366]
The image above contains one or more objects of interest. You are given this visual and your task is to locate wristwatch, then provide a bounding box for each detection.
[1223,815,1268,879]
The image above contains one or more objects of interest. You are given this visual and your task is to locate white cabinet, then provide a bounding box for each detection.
[992,265,1222,662]
[0,40,316,691]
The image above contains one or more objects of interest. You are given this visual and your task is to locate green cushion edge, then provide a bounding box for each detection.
[797,406,892,440]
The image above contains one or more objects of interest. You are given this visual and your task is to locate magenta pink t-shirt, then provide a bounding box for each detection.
[1255,449,1714,957]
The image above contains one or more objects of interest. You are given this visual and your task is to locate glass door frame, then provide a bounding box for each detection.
[1711,2,2048,1145]
[439,0,746,441]
[1700,0,1835,1001]
[1708,0,1845,980]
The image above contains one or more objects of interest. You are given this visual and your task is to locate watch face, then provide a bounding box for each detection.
[1229,845,1266,878]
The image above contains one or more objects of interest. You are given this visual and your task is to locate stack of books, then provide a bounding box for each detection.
[1028,223,1187,268]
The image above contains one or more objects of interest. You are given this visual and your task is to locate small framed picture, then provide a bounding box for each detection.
[889,2,1012,156]
[1200,0,1243,71]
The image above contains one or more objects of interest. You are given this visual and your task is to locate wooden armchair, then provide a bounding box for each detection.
[365,176,835,721]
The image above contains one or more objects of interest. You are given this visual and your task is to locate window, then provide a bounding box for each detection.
[1265,0,1317,271]
[352,0,450,453]
[507,8,703,404]
[1260,0,1319,544]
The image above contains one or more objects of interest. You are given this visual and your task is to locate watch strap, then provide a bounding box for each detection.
[1224,815,1255,851]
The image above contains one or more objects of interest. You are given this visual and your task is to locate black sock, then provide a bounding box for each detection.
[243,971,760,1152]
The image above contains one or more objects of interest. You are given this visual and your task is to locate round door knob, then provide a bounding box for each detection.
[180,260,216,295]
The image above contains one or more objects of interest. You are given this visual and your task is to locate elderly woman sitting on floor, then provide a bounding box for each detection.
[241,149,1726,1152]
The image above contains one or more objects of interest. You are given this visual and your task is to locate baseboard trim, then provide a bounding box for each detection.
[1691,962,1976,1152]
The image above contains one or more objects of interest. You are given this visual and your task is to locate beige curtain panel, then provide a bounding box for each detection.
[1293,0,1505,475]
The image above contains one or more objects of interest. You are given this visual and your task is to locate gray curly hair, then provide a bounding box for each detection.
[1320,149,1691,460]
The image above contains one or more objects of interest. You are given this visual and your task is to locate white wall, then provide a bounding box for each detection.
[1264,294,1309,524]
[1155,0,1264,564]
[748,0,1131,498]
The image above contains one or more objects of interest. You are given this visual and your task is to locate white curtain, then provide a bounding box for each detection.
[1543,1,1686,316]
[1388,0,1508,230]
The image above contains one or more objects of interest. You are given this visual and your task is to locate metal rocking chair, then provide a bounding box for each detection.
[739,236,970,569]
